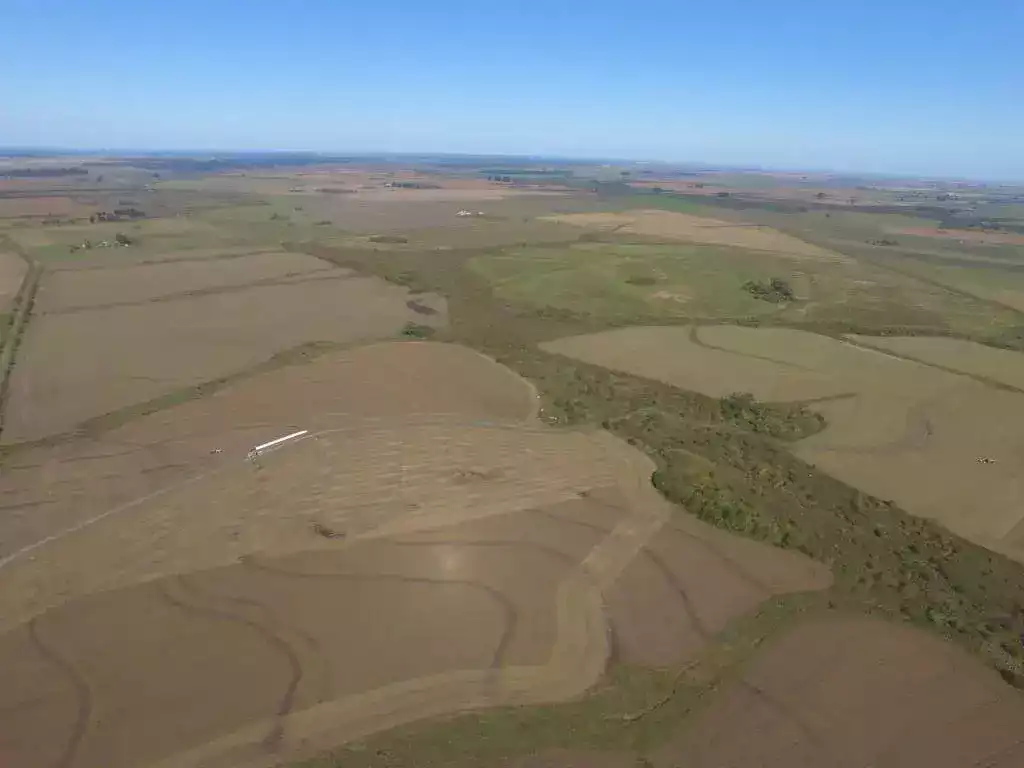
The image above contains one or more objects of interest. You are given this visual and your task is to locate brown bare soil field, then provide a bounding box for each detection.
[52,245,285,271]
[543,325,1024,563]
[3,275,447,443]
[541,326,850,402]
[0,340,829,768]
[36,251,331,311]
[0,250,27,313]
[849,334,1024,391]
[896,226,1024,246]
[655,616,1024,767]
[545,210,846,261]
[0,342,533,564]
[0,195,93,218]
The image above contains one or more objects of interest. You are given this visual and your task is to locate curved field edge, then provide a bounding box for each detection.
[287,239,1024,690]
[294,593,829,767]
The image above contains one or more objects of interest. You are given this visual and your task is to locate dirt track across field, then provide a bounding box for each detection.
[0,341,830,768]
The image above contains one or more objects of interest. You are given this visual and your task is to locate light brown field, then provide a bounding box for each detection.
[4,274,447,443]
[0,250,28,313]
[543,325,1024,562]
[0,341,829,768]
[545,210,846,261]
[849,334,1024,391]
[35,251,331,311]
[0,195,93,218]
[657,616,1024,767]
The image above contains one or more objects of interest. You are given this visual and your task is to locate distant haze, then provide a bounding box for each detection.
[1,0,1021,181]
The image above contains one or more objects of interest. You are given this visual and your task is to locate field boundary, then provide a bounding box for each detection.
[0,238,41,440]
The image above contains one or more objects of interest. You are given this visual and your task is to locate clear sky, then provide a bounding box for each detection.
[1,0,1021,180]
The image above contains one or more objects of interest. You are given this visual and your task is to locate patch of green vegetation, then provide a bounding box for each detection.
[469,242,793,321]
[400,322,436,339]
[369,234,409,244]
[718,391,824,439]
[742,277,795,303]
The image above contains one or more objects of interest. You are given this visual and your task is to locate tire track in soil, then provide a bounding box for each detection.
[641,544,714,641]
[735,678,853,767]
[840,335,1024,397]
[529,493,779,596]
[27,617,93,768]
[803,395,938,456]
[526,502,772,637]
[158,577,306,752]
[688,325,813,370]
[47,249,284,273]
[240,557,519,671]
[39,270,349,317]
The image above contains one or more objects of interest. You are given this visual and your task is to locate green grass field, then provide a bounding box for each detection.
[470,242,807,322]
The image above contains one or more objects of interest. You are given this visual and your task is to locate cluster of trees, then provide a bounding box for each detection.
[1,166,88,179]
[742,277,795,303]
[487,175,514,183]
[90,207,145,222]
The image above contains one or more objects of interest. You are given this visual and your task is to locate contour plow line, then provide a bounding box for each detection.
[149,435,671,768]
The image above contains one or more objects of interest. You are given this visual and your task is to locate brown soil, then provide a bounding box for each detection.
[0,342,531,565]
[35,251,330,311]
[0,195,93,218]
[655,616,1024,768]
[3,274,447,443]
[0,341,829,768]
[545,210,844,261]
[544,325,1024,564]
[606,512,830,667]
[502,749,637,767]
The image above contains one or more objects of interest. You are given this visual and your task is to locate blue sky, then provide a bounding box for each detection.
[1,0,1021,179]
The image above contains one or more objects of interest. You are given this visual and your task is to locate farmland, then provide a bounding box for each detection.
[1,155,1024,768]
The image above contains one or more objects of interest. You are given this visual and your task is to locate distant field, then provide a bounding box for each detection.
[471,242,808,321]
[3,158,1024,768]
[469,237,1011,333]
[5,273,446,443]
[35,250,330,311]
[543,324,1024,563]
[544,209,846,261]
[0,250,27,314]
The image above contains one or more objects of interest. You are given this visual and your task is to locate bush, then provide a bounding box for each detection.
[743,277,794,303]
[401,323,435,339]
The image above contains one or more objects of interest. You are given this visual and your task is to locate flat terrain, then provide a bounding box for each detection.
[469,236,1008,334]
[35,251,330,311]
[2,158,1024,768]
[655,616,1024,767]
[0,249,27,313]
[543,325,1024,562]
[0,342,829,768]
[545,209,845,261]
[5,251,446,442]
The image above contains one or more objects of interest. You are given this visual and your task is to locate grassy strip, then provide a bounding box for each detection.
[0,257,41,439]
[295,594,828,767]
